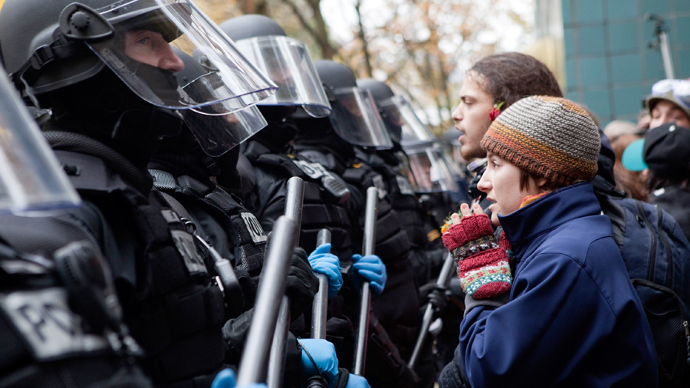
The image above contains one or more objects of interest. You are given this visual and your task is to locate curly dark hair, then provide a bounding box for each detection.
[469,52,562,108]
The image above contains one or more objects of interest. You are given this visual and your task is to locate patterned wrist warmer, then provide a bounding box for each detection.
[442,214,495,250]
[442,214,512,299]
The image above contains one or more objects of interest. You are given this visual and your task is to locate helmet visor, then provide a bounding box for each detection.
[0,73,81,214]
[405,144,459,193]
[395,151,422,193]
[87,0,277,110]
[183,103,267,157]
[329,87,393,149]
[379,95,435,143]
[236,36,331,118]
[436,143,466,181]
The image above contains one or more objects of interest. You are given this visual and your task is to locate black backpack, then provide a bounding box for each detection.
[598,194,690,387]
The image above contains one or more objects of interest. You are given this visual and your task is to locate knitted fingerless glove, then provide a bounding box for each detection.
[441,213,512,299]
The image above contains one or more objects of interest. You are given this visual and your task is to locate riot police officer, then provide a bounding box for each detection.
[218,14,355,259]
[0,61,151,387]
[355,78,452,287]
[219,16,392,386]
[0,0,277,386]
[293,60,430,388]
[218,12,384,327]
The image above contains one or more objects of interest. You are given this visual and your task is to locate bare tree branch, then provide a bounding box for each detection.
[354,0,373,78]
[281,0,337,59]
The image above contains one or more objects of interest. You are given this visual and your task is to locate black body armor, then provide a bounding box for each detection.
[47,132,227,388]
[242,140,354,259]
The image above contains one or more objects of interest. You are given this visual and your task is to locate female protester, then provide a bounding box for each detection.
[439,96,657,387]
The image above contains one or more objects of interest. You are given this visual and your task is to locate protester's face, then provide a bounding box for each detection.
[649,100,690,129]
[451,73,494,161]
[124,30,185,72]
[477,152,543,225]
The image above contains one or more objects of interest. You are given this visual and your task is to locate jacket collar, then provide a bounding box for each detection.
[498,182,602,257]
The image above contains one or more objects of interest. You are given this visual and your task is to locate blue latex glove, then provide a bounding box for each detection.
[298,338,340,388]
[351,254,387,297]
[308,243,343,298]
[345,374,371,388]
[211,368,267,388]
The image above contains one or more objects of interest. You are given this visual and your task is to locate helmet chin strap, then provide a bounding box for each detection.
[113,107,183,140]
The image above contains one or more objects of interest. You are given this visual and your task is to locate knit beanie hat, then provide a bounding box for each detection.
[480,96,600,187]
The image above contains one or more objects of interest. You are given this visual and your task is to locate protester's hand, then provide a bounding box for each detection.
[442,203,512,299]
[350,254,387,297]
[308,243,343,298]
[298,338,340,388]
[449,202,485,225]
[211,368,267,388]
[286,247,319,319]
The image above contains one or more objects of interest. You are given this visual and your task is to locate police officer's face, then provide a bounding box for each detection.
[410,153,433,189]
[124,30,185,72]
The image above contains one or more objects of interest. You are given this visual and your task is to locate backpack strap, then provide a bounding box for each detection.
[596,193,626,250]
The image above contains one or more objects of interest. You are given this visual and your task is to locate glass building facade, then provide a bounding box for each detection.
[536,0,690,126]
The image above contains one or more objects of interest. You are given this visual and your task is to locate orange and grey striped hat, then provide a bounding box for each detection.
[480,96,600,187]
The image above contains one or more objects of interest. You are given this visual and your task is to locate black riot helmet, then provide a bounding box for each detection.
[219,14,331,118]
[312,60,392,149]
[219,14,287,41]
[356,78,395,101]
[0,0,276,111]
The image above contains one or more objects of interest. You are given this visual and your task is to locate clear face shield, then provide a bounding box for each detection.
[404,142,459,193]
[182,104,267,157]
[84,0,277,111]
[0,72,81,214]
[435,142,466,181]
[395,151,422,193]
[235,36,331,118]
[171,48,267,156]
[329,87,393,149]
[378,95,435,144]
[450,141,464,164]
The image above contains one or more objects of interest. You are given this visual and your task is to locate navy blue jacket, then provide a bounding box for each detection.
[455,183,657,387]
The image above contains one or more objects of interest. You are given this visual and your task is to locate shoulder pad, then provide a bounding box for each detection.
[54,151,128,192]
[299,150,339,170]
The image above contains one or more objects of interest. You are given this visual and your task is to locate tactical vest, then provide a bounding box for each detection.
[341,158,427,356]
[0,223,152,388]
[356,151,448,287]
[244,141,353,259]
[359,152,429,251]
[149,168,265,309]
[52,146,226,388]
[341,162,412,271]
